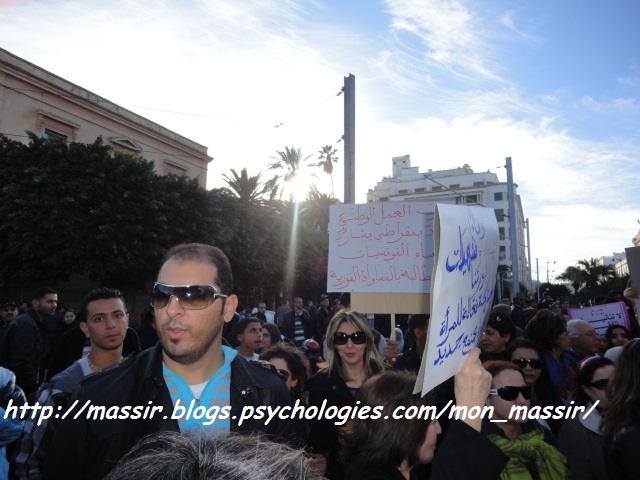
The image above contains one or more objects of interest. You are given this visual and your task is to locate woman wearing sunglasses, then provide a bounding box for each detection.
[524,310,575,434]
[557,356,614,480]
[305,310,385,479]
[482,361,570,479]
[603,339,640,480]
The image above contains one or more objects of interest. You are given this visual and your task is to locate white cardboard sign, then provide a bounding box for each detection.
[416,204,499,395]
[327,203,436,293]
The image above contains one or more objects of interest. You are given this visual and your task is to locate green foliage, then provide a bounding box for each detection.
[557,258,618,303]
[0,133,331,305]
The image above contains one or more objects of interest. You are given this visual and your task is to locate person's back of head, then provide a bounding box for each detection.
[105,431,324,480]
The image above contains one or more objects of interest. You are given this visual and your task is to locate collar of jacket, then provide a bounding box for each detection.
[141,343,276,394]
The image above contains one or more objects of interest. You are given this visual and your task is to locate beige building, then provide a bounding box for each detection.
[0,47,211,187]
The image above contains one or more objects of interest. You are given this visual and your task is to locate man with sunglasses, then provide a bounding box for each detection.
[43,244,294,480]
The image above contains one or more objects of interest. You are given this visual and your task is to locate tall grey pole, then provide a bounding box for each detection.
[526,218,532,289]
[343,74,355,204]
[506,157,519,297]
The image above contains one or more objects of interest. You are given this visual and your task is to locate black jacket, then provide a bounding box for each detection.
[0,309,46,395]
[282,309,315,344]
[42,343,295,480]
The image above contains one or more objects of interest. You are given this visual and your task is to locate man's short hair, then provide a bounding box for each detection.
[31,287,57,302]
[163,243,233,295]
[236,317,261,336]
[79,288,125,323]
[105,432,324,480]
[567,319,590,337]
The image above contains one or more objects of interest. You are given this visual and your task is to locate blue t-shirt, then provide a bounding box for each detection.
[163,346,237,434]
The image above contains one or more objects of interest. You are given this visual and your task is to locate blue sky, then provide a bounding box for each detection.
[1,0,639,283]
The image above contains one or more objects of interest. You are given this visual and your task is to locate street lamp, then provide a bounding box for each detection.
[546,260,556,283]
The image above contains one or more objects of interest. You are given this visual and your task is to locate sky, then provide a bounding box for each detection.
[1,0,639,285]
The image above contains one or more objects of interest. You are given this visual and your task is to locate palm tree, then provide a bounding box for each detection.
[267,146,312,199]
[302,185,341,232]
[558,258,615,301]
[221,168,278,205]
[310,144,338,197]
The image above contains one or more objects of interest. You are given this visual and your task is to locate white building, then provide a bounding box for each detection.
[367,155,530,297]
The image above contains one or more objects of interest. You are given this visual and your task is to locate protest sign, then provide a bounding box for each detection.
[567,301,631,335]
[625,246,640,317]
[327,203,436,294]
[416,204,499,395]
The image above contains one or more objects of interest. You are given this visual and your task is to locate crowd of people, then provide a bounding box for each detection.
[0,243,637,479]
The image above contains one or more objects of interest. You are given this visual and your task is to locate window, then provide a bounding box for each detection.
[495,209,505,221]
[456,194,478,205]
[37,110,78,143]
[449,184,460,189]
[499,246,507,260]
[494,192,504,201]
[473,181,485,187]
[499,227,506,240]
[415,187,425,193]
[164,162,188,176]
[43,129,67,142]
[431,186,442,192]
[379,197,389,202]
[398,189,408,194]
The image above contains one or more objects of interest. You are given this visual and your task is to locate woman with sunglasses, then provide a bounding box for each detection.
[557,356,614,480]
[603,339,640,480]
[509,338,564,434]
[524,309,575,429]
[482,361,570,479]
[305,310,385,479]
[260,343,312,448]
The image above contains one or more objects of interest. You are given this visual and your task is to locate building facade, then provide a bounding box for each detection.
[367,155,530,297]
[0,47,211,187]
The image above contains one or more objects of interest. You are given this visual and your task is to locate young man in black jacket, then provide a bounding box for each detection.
[44,243,294,480]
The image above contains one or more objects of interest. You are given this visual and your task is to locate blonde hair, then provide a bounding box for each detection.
[320,309,385,380]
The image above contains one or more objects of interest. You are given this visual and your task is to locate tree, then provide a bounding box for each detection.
[0,133,165,290]
[301,185,341,232]
[221,168,278,205]
[311,145,339,196]
[557,258,616,302]
[267,146,312,199]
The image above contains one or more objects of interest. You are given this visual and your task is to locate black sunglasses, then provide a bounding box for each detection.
[276,369,291,380]
[588,379,608,391]
[489,385,532,401]
[511,358,543,369]
[150,283,227,311]
[333,331,367,346]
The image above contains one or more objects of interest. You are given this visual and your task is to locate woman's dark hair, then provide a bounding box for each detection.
[483,360,525,383]
[574,356,614,407]
[604,324,632,349]
[508,338,543,361]
[603,340,640,437]
[486,311,516,340]
[340,370,435,475]
[524,309,567,352]
[261,323,281,347]
[260,343,310,400]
